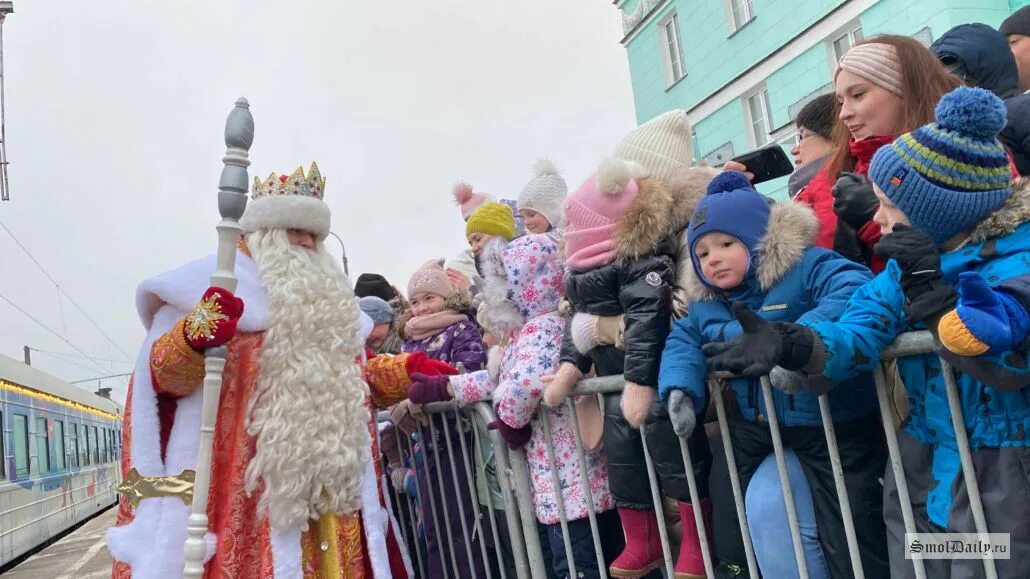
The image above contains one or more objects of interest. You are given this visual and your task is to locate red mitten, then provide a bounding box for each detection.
[405,352,459,377]
[183,287,245,351]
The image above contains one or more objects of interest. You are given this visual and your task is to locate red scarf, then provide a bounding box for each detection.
[849,135,894,176]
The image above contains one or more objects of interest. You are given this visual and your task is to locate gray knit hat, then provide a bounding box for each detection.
[516,159,567,229]
[359,296,394,325]
[612,109,694,184]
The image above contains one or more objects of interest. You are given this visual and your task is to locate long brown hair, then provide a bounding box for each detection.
[825,35,962,178]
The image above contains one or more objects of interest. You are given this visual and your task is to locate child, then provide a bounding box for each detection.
[659,171,888,578]
[706,86,1030,578]
[398,259,486,578]
[543,158,713,578]
[516,159,567,234]
[411,233,620,578]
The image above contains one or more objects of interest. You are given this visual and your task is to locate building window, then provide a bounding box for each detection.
[13,414,29,477]
[830,23,864,64]
[54,421,66,470]
[745,87,773,147]
[658,11,686,86]
[36,417,51,474]
[728,0,755,31]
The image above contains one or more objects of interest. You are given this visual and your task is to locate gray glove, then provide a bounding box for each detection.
[668,390,697,438]
[769,366,805,395]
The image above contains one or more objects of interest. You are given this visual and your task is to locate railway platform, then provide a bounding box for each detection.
[4,507,114,578]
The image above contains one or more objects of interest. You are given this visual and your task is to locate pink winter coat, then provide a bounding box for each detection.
[449,233,614,525]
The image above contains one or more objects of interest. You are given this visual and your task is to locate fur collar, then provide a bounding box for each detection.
[964,177,1030,244]
[677,200,821,304]
[613,177,675,261]
[666,167,721,234]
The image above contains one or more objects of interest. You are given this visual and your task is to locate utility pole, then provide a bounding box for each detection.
[22,344,29,365]
[0,1,13,201]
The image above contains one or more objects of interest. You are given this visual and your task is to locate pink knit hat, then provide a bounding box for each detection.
[453,181,492,221]
[564,159,644,271]
[407,258,454,300]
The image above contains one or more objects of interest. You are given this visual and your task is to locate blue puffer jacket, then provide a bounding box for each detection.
[659,201,878,427]
[807,180,1030,528]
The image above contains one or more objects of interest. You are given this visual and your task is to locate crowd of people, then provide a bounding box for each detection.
[109,11,1030,579]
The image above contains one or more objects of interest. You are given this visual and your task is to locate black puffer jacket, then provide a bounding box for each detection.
[560,171,682,388]
[932,23,1030,174]
[561,236,676,386]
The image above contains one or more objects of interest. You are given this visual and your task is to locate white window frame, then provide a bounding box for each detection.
[744,85,773,148]
[724,0,755,34]
[658,11,686,88]
[827,21,864,70]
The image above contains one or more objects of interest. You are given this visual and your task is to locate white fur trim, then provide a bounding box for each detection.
[109,258,272,575]
[135,252,268,333]
[270,526,303,579]
[240,195,331,240]
[358,311,374,342]
[360,454,393,578]
[107,498,213,579]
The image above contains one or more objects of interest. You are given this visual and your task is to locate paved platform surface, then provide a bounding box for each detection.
[4,507,115,578]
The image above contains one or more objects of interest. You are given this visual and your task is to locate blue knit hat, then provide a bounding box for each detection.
[359,296,394,325]
[687,171,771,288]
[868,86,1012,245]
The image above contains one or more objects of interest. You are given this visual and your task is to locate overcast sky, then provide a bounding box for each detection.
[0,1,635,401]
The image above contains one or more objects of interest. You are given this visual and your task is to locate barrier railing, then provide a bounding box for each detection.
[377,331,998,579]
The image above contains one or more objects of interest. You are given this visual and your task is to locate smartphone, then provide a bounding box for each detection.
[730,144,795,185]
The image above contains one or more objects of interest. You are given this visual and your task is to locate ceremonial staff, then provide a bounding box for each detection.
[182,98,254,577]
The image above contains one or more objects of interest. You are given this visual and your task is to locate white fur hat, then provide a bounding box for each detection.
[516,159,567,229]
[240,162,331,240]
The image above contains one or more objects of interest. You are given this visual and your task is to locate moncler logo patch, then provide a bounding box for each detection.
[645,272,662,286]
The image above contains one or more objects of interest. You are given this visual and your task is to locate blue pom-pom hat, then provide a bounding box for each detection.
[868,86,1012,245]
[686,170,772,288]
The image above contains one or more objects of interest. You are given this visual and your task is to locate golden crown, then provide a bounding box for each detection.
[251,162,326,200]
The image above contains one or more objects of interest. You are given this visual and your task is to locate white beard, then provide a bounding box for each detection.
[242,229,371,532]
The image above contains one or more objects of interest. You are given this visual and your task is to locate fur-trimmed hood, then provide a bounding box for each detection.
[964,177,1030,244]
[612,166,720,262]
[478,234,563,336]
[612,176,674,261]
[395,287,473,340]
[677,200,821,305]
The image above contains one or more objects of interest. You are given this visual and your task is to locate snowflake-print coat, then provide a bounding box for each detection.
[449,234,614,525]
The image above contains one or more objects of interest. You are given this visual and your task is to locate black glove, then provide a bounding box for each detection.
[873,224,957,323]
[832,220,865,264]
[832,173,879,230]
[702,303,816,376]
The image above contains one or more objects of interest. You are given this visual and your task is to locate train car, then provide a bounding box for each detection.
[0,352,123,568]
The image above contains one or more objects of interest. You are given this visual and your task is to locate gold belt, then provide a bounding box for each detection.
[117,467,196,508]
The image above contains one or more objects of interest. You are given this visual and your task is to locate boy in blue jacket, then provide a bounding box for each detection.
[706,87,1030,578]
[659,171,889,579]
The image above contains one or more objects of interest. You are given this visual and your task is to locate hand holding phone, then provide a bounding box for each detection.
[729,145,794,185]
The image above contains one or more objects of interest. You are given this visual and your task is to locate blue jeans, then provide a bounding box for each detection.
[745,449,830,579]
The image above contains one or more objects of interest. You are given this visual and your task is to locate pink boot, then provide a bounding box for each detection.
[610,508,663,578]
[675,499,713,579]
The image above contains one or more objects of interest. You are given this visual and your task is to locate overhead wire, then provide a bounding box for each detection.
[0,219,133,360]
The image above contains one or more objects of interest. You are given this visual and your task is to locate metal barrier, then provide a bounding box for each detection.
[376,331,1000,579]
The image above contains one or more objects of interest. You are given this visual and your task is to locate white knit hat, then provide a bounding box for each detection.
[516,159,567,229]
[834,43,903,96]
[612,110,694,184]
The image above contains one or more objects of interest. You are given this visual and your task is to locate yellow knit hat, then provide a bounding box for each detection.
[466,202,516,240]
